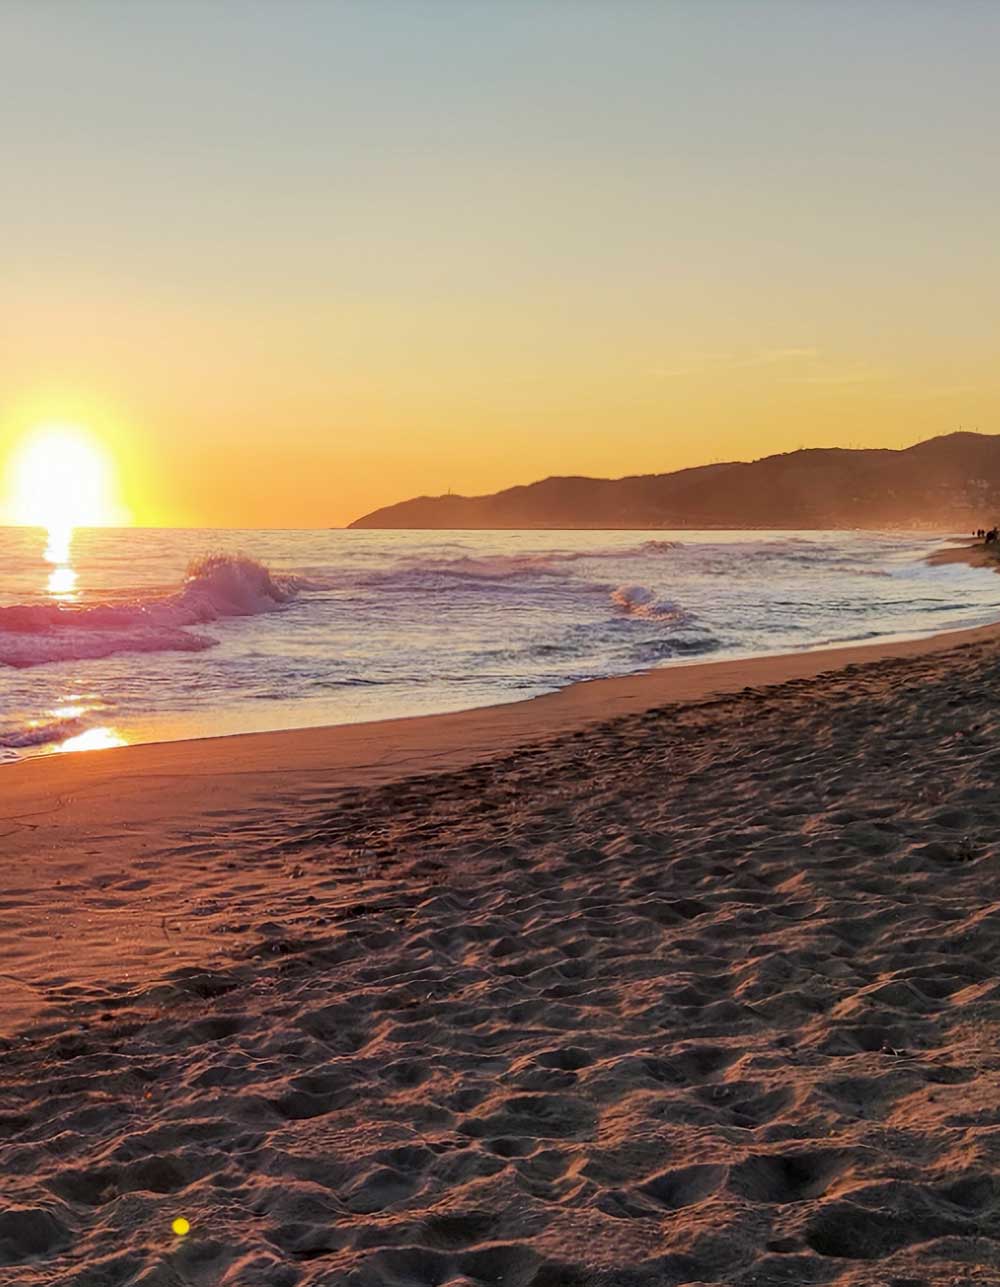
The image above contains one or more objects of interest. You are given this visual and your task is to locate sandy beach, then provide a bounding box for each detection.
[6,577,1000,1283]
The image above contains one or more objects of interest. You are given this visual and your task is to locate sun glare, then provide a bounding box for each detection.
[55,727,128,754]
[7,425,124,562]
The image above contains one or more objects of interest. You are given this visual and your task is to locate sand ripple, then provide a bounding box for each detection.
[5,643,1000,1282]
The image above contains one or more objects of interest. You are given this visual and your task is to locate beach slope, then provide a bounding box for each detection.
[5,625,1000,1282]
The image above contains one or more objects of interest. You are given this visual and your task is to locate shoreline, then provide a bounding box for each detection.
[5,613,1000,790]
[927,537,1000,571]
[6,598,1000,817]
[3,558,1000,773]
[2,535,996,781]
[3,531,988,768]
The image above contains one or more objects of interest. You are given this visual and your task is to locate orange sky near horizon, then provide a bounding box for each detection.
[1,2,998,529]
[1,376,995,532]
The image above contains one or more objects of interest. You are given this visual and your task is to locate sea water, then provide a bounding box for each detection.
[1,527,997,759]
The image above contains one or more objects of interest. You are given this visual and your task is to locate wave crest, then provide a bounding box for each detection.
[611,584,693,623]
[375,539,680,585]
[0,711,100,749]
[0,553,298,669]
[181,552,300,616]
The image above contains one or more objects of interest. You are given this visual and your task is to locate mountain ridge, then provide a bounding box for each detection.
[348,432,1000,530]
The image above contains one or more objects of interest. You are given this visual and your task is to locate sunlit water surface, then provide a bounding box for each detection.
[1,527,996,759]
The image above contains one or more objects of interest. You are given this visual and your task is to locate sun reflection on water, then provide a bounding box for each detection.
[47,564,78,599]
[44,524,80,601]
[23,695,129,756]
[22,525,129,754]
[44,523,72,566]
[55,727,127,754]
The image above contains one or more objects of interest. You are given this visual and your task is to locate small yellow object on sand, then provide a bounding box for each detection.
[172,1218,190,1237]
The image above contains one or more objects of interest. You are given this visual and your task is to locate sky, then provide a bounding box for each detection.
[1,0,999,528]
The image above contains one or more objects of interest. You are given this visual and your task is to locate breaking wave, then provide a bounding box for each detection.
[611,584,693,623]
[0,713,90,748]
[370,540,679,585]
[0,553,300,669]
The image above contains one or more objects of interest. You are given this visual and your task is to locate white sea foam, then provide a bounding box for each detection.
[611,584,693,623]
[0,713,89,748]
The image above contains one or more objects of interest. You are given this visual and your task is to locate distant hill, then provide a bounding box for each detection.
[348,432,1000,530]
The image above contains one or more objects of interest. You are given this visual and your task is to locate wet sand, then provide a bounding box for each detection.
[927,539,1000,572]
[6,605,1000,1282]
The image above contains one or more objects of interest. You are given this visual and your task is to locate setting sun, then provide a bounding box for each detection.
[5,425,126,557]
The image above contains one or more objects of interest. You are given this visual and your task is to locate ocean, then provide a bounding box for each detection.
[1,526,997,761]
